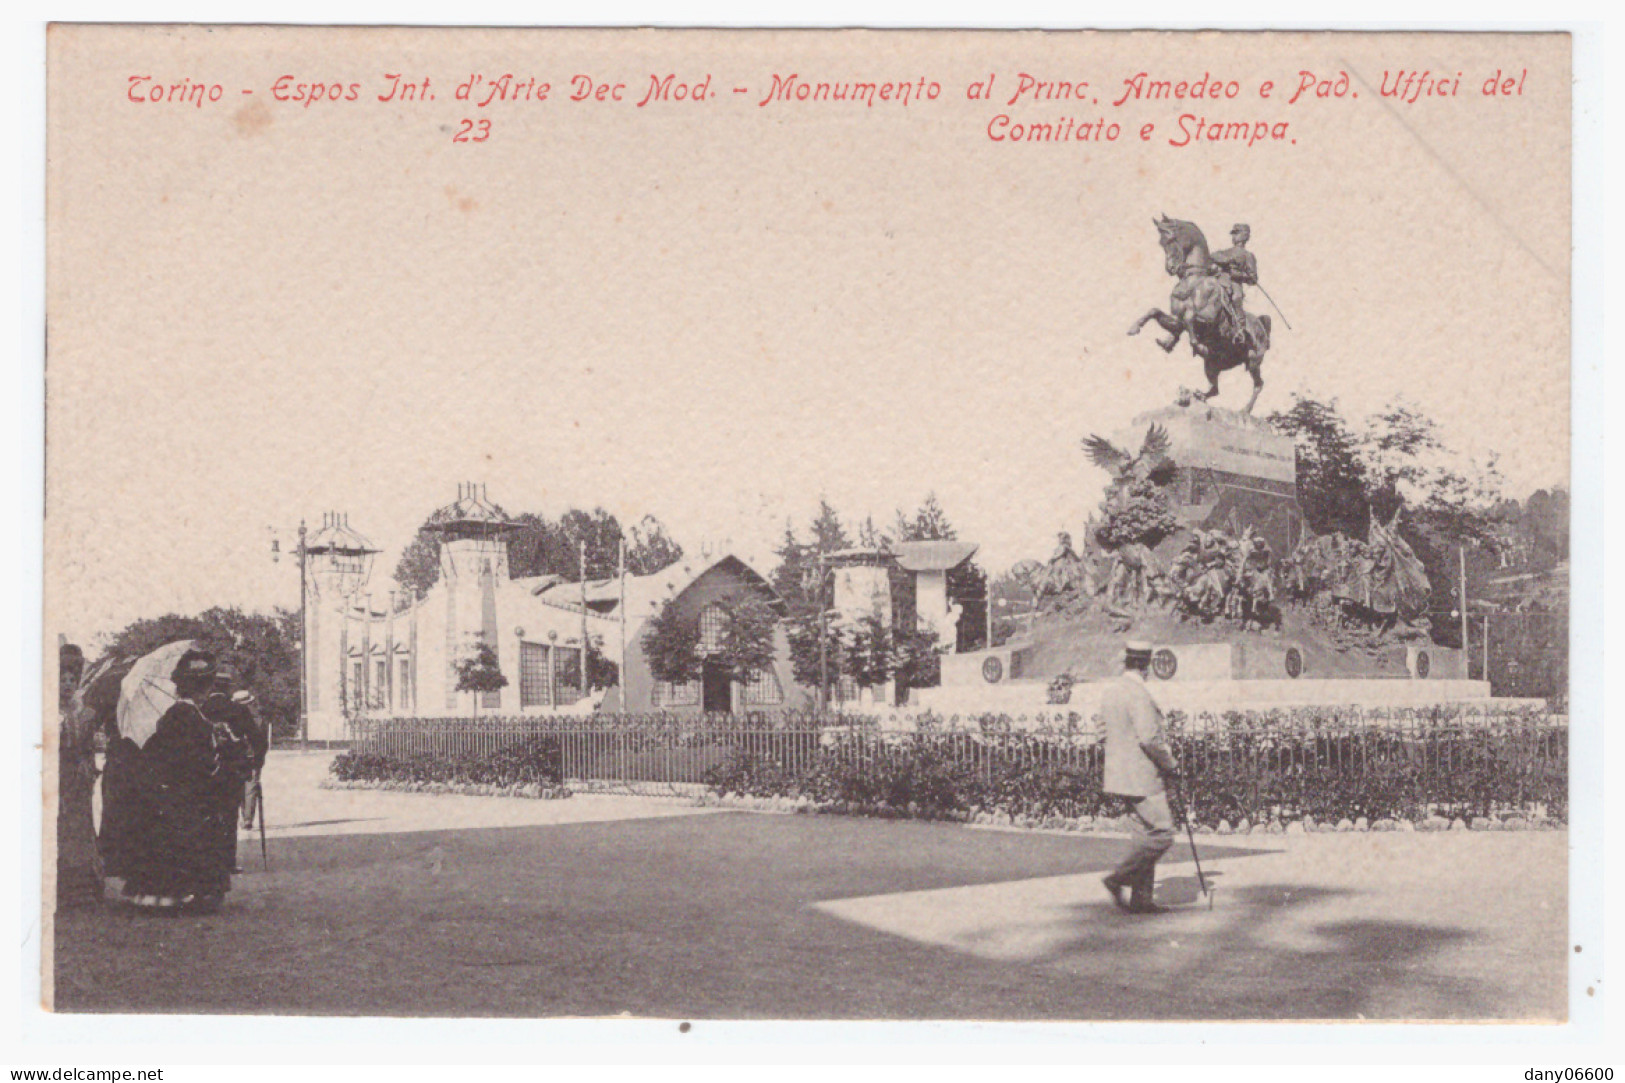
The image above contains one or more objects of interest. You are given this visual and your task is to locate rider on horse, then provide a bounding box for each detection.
[1209,224,1257,346]
[1127,215,1273,415]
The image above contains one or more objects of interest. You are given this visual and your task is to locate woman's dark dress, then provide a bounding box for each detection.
[120,699,231,901]
[97,736,148,879]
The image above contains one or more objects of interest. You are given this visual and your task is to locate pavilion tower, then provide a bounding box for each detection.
[424,483,519,709]
[303,511,379,728]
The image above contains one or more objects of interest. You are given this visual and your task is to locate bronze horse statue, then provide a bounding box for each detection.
[1127,215,1271,414]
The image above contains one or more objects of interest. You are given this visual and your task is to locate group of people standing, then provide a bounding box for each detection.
[100,647,268,915]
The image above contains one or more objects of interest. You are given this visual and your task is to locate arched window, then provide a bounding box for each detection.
[697,603,728,654]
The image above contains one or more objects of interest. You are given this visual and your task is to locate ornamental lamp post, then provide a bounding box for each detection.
[282,512,380,747]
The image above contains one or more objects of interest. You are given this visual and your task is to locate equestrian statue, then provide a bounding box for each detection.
[1127,217,1276,415]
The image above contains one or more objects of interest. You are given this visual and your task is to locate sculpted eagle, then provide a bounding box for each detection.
[1081,423,1177,488]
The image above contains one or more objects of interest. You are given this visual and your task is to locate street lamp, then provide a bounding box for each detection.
[273,512,379,748]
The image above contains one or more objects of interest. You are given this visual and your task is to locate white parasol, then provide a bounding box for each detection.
[116,639,197,748]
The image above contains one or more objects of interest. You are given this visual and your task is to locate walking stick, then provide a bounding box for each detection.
[257,780,269,872]
[1174,775,1213,909]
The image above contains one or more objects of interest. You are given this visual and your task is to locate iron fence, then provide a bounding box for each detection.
[345,705,1566,815]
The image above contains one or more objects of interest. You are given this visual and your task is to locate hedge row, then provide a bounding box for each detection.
[700,725,1567,828]
[329,736,564,789]
[321,777,571,800]
[695,791,1560,834]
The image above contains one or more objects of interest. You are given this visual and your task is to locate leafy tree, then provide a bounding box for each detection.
[1270,394,1518,644]
[778,503,852,693]
[785,610,828,690]
[1267,395,1372,538]
[770,519,811,611]
[394,505,684,599]
[640,589,779,690]
[893,493,988,651]
[625,515,684,576]
[97,607,301,739]
[641,598,700,685]
[712,593,780,682]
[453,641,508,714]
[1523,488,1569,560]
[392,530,443,601]
[839,612,895,689]
[946,560,990,652]
[892,625,943,690]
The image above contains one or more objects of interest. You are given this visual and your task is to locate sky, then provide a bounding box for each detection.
[45,27,1570,643]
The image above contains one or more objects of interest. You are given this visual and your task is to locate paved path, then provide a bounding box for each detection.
[816,829,1567,1021]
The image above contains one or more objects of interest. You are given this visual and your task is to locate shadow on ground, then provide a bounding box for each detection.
[1034,882,1482,1019]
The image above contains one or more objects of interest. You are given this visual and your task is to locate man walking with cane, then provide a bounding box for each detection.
[232,690,269,840]
[1101,640,1180,914]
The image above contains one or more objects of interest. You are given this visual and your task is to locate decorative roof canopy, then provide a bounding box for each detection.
[534,553,788,618]
[822,546,890,567]
[306,511,379,555]
[890,539,979,573]
[423,482,519,538]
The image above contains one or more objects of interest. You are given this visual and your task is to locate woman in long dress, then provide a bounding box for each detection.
[121,649,233,914]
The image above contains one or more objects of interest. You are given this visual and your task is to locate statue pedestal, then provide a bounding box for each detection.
[1117,401,1306,559]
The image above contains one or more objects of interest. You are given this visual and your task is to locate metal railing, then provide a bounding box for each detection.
[345,705,1566,813]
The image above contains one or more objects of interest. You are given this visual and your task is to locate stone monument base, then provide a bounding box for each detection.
[1117,400,1307,559]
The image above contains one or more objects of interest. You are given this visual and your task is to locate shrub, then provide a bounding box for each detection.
[330,735,563,790]
[699,709,1566,829]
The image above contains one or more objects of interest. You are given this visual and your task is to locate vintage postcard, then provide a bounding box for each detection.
[42,24,1579,1031]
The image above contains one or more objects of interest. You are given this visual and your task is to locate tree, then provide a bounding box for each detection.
[640,589,779,692]
[641,600,701,686]
[946,560,990,652]
[891,493,987,650]
[778,502,851,693]
[840,611,894,689]
[893,492,956,542]
[892,625,943,690]
[1270,394,1517,644]
[98,607,301,740]
[770,519,811,610]
[393,530,443,601]
[1267,395,1372,538]
[712,593,780,683]
[453,641,508,714]
[808,498,851,553]
[857,515,888,550]
[625,515,684,576]
[394,505,684,598]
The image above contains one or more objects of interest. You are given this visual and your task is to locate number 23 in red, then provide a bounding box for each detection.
[453,118,491,143]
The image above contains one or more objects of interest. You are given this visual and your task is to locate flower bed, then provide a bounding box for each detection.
[691,790,1560,834]
[321,777,572,800]
[330,734,565,791]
